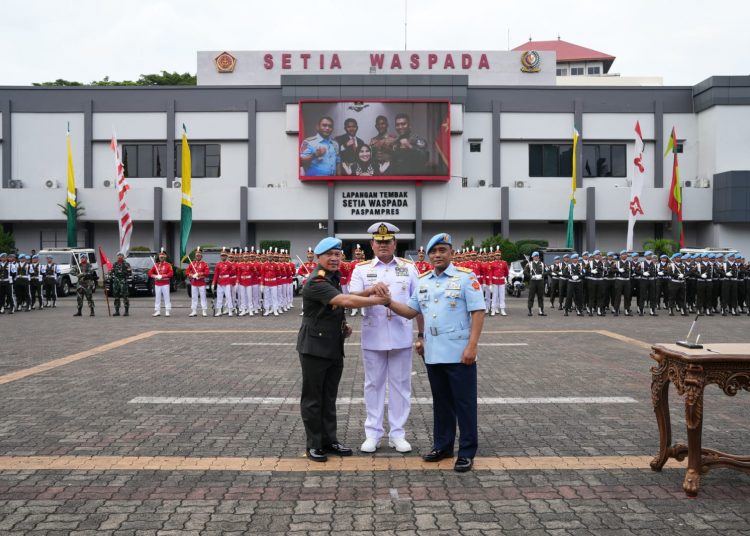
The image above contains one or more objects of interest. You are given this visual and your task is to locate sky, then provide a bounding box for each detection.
[0,0,748,86]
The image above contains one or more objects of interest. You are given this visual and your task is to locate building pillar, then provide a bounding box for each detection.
[327,182,335,236]
[415,182,423,248]
[240,186,248,247]
[247,99,257,187]
[500,186,510,238]
[84,222,95,249]
[84,100,93,188]
[492,100,501,188]
[574,98,583,189]
[654,100,664,189]
[2,100,11,188]
[166,100,176,188]
[153,187,163,252]
[586,187,596,251]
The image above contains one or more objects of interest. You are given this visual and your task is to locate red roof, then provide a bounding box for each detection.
[513,39,615,72]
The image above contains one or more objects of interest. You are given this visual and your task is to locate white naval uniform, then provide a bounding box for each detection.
[349,257,419,441]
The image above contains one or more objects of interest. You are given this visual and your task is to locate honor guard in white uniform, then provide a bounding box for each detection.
[349,222,423,453]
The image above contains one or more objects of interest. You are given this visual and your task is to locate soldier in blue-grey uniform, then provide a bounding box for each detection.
[299,116,341,176]
[0,252,16,314]
[349,222,423,454]
[387,232,486,473]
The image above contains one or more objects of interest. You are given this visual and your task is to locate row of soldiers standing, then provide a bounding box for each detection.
[525,249,750,317]
[0,252,62,314]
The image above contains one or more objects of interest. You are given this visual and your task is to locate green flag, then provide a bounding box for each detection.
[179,125,192,261]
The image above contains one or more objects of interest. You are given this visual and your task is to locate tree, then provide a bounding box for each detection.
[0,227,15,253]
[480,234,519,262]
[643,238,679,257]
[33,71,196,87]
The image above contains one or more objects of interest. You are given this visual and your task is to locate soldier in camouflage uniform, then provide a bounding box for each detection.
[72,254,97,317]
[110,252,132,317]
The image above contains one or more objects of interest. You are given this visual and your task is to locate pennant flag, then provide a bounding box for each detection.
[666,127,684,247]
[98,246,113,272]
[66,124,77,247]
[179,124,192,261]
[626,121,646,251]
[435,114,450,171]
[111,135,133,255]
[565,128,580,249]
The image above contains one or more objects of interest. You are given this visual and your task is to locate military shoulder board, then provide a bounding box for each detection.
[456,266,473,273]
[418,270,433,278]
[398,257,414,264]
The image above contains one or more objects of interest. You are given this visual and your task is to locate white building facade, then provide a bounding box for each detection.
[0,50,749,260]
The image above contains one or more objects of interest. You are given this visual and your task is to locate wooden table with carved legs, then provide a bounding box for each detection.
[650,343,750,496]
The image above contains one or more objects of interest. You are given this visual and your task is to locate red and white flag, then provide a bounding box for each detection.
[626,121,645,251]
[111,135,133,255]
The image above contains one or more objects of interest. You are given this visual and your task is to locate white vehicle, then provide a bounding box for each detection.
[37,248,99,297]
[507,260,525,297]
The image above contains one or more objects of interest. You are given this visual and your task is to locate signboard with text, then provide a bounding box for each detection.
[299,100,449,182]
[334,185,416,220]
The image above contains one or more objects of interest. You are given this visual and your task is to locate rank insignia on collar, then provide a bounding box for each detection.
[317,270,326,277]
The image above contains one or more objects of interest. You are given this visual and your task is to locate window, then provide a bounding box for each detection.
[469,142,481,152]
[587,66,601,75]
[176,143,221,178]
[122,144,167,178]
[556,67,568,76]
[582,144,626,177]
[571,67,584,76]
[529,143,626,177]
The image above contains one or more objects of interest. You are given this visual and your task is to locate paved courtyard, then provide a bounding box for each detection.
[0,290,749,535]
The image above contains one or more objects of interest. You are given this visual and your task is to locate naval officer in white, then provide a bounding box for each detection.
[349,222,423,453]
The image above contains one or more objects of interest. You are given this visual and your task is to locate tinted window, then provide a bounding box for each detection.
[176,143,221,178]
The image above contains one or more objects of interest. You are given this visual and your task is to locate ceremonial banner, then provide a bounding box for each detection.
[665,127,684,247]
[66,125,77,247]
[626,121,645,251]
[179,125,193,261]
[565,128,579,249]
[111,135,133,255]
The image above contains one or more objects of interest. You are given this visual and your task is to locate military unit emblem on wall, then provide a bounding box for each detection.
[520,50,541,73]
[215,51,237,73]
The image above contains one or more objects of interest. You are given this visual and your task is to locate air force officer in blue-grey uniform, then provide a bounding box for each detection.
[386,232,486,472]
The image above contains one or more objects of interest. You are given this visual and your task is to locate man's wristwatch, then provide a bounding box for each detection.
[417,332,424,338]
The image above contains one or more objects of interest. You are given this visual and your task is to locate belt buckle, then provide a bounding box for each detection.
[430,326,438,336]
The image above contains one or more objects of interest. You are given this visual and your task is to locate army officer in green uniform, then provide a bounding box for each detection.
[297,237,391,462]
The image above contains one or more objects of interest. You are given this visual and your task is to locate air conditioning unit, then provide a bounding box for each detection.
[684,180,692,188]
[44,179,59,189]
[514,180,525,188]
[102,179,114,188]
[9,179,23,189]
[172,180,182,189]
[478,180,487,187]
[695,177,711,188]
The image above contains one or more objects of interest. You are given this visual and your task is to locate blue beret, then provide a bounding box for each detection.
[630,253,638,258]
[314,237,342,255]
[644,250,653,256]
[593,250,601,256]
[554,256,560,261]
[531,251,540,257]
[571,254,579,259]
[671,253,681,259]
[0,252,5,257]
[607,251,615,257]
[660,254,668,259]
[31,255,38,260]
[582,251,589,256]
[728,252,736,258]
[426,232,452,253]
[620,249,628,255]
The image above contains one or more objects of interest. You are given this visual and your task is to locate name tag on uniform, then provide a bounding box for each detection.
[366,272,378,280]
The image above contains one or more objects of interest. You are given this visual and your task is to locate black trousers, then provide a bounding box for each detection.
[613,279,632,311]
[299,353,343,449]
[721,280,738,311]
[13,280,30,308]
[602,279,614,309]
[638,279,656,310]
[711,279,721,309]
[43,281,57,303]
[30,281,43,306]
[558,280,568,306]
[668,281,686,310]
[565,281,583,311]
[686,279,697,308]
[657,279,670,307]
[0,282,13,310]
[527,279,544,310]
[586,279,601,310]
[696,281,712,311]
[549,278,559,304]
[426,363,478,459]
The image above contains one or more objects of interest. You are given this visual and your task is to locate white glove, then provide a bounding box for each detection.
[658,271,664,276]
[533,275,542,280]
[727,272,733,277]
[591,269,598,275]
[678,273,684,279]
[619,268,625,273]
[572,275,579,281]
[156,275,163,280]
[643,272,650,277]
[701,274,707,279]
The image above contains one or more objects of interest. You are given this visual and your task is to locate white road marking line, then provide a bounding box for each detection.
[129,396,636,405]
[229,342,528,347]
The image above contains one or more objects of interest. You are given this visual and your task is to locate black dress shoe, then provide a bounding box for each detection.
[325,443,353,456]
[306,448,328,462]
[422,448,453,462]
[454,457,473,472]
